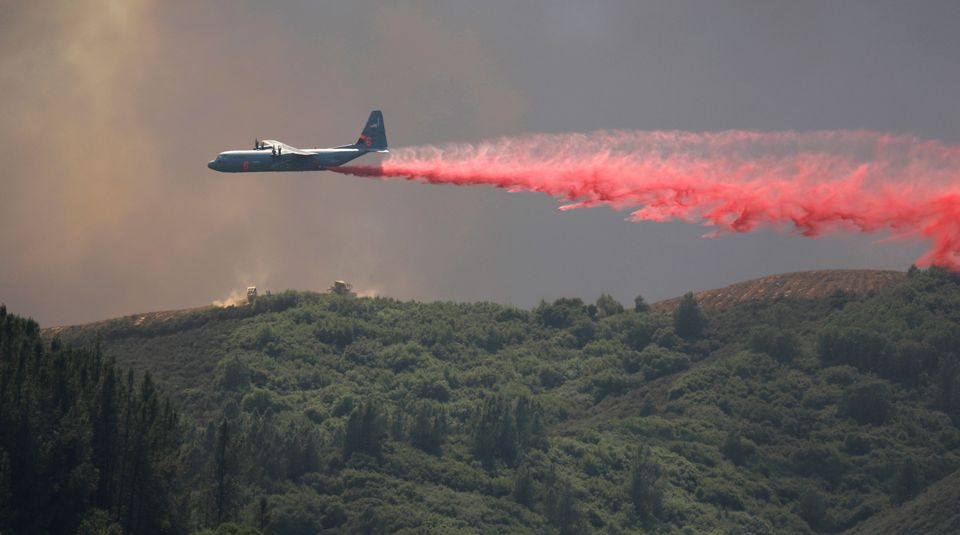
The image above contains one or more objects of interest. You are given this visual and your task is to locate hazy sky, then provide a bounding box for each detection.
[2,0,959,326]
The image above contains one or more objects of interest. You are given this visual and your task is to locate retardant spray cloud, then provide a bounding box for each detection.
[333,130,960,269]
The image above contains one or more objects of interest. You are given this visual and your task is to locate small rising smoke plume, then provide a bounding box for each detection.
[333,130,960,269]
[212,288,249,308]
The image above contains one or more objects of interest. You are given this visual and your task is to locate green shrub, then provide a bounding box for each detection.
[696,478,744,511]
[796,487,826,530]
[840,380,893,425]
[791,445,845,485]
[539,367,564,388]
[817,327,893,370]
[750,326,801,362]
[535,298,590,329]
[267,491,346,534]
[595,294,625,318]
[241,388,282,414]
[842,433,871,455]
[719,430,754,466]
[588,369,640,402]
[218,356,251,391]
[640,345,690,380]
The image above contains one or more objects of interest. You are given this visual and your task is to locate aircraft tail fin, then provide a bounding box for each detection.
[356,110,388,152]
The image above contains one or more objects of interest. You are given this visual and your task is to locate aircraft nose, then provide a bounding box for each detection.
[207,160,216,170]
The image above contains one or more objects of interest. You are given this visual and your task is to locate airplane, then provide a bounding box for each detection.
[207,110,387,172]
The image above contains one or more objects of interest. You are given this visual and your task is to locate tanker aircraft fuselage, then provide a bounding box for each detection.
[207,110,387,173]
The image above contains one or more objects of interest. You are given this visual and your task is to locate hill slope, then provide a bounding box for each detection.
[44,270,908,423]
[37,268,960,535]
[652,269,905,310]
[843,471,960,535]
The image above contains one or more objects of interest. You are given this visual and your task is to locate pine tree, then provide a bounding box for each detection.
[720,429,749,466]
[512,465,534,508]
[410,401,447,455]
[634,294,650,312]
[472,397,503,463]
[798,487,826,529]
[0,312,182,535]
[544,474,584,535]
[673,293,706,339]
[893,458,919,503]
[390,408,405,441]
[213,417,237,524]
[256,496,270,532]
[497,401,519,465]
[92,363,118,510]
[472,396,547,465]
[343,402,386,460]
[629,447,664,519]
[937,357,960,423]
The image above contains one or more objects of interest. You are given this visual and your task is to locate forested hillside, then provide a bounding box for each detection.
[7,267,960,534]
[0,307,184,534]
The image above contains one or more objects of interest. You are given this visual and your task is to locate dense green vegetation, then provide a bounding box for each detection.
[7,267,960,534]
[0,307,183,534]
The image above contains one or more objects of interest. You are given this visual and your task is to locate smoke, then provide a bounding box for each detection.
[334,130,960,269]
[212,288,248,308]
[0,1,533,326]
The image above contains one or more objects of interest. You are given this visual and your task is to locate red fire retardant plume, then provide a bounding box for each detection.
[332,130,960,269]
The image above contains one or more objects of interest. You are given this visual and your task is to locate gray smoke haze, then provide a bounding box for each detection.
[2,0,959,326]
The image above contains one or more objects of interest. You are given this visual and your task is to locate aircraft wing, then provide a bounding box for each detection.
[262,139,313,156]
